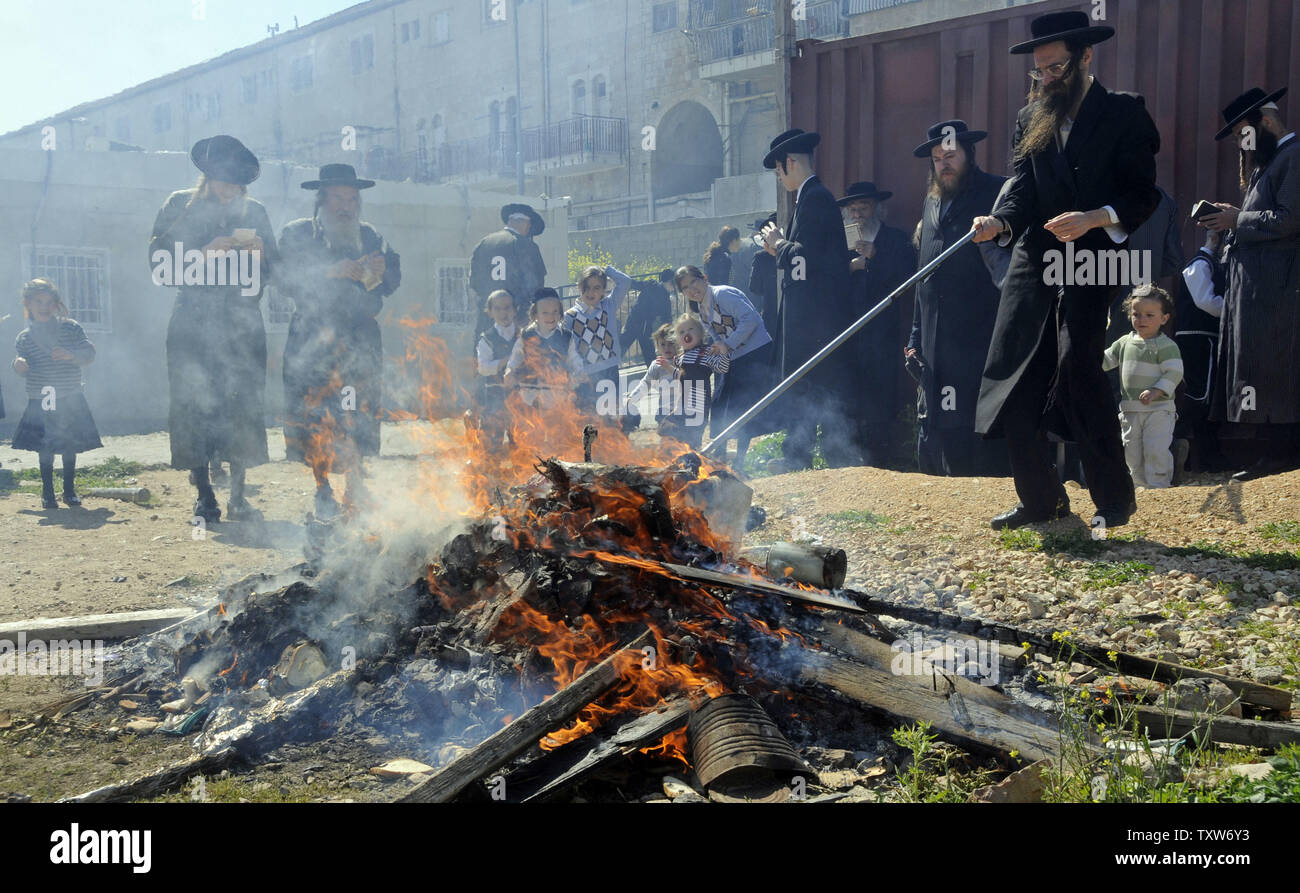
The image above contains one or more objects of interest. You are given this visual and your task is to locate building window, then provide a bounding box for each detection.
[114,117,130,142]
[152,103,171,133]
[289,55,313,92]
[242,74,257,104]
[205,92,222,121]
[572,79,586,116]
[22,246,111,332]
[652,2,677,31]
[401,18,420,42]
[432,11,451,43]
[401,22,410,42]
[436,261,473,326]
[351,34,375,74]
[262,284,293,330]
[592,75,607,116]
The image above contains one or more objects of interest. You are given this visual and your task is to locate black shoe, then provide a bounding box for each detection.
[1093,501,1137,528]
[62,491,82,507]
[990,501,1071,530]
[193,494,221,524]
[1231,458,1297,483]
[41,493,58,510]
[1171,439,1190,486]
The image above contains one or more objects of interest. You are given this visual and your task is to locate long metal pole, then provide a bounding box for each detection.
[701,228,979,456]
[513,0,525,195]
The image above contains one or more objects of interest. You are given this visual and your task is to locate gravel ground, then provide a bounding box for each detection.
[745,467,1300,695]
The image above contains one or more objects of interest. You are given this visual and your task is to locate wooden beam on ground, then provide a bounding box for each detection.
[797,631,1069,762]
[840,588,1291,713]
[398,629,653,804]
[0,608,197,643]
[61,748,237,804]
[1126,705,1300,751]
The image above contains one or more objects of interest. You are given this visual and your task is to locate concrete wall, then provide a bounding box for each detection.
[0,147,566,435]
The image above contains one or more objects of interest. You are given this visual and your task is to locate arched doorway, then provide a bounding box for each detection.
[652,100,724,198]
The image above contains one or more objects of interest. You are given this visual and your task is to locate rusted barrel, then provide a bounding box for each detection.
[687,693,807,789]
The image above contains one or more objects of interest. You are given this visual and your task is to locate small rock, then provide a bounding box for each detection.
[1226,762,1274,781]
[970,760,1048,803]
[1153,623,1181,645]
[1168,678,1242,717]
[1251,665,1285,686]
[124,719,159,734]
[369,758,435,777]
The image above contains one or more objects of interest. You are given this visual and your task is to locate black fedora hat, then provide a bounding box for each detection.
[837,181,892,205]
[300,163,376,190]
[913,119,989,157]
[1009,10,1115,55]
[501,202,545,236]
[190,135,260,185]
[763,128,821,169]
[1215,86,1288,141]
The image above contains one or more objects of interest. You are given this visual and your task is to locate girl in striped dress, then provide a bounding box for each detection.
[11,279,102,508]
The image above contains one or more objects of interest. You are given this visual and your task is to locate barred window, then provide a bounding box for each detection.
[436,261,473,326]
[289,55,313,92]
[22,246,111,332]
[653,2,677,32]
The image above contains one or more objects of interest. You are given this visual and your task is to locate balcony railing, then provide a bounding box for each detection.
[390,116,627,183]
[691,1,848,65]
[845,0,921,14]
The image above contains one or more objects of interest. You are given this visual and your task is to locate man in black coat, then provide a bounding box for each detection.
[1201,87,1300,481]
[620,269,673,364]
[908,121,1011,477]
[972,10,1160,529]
[760,129,855,469]
[839,181,914,466]
[470,203,547,332]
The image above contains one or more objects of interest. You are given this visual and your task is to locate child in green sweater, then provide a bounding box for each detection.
[1102,285,1183,488]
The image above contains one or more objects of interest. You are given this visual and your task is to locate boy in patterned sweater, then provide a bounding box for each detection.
[1102,285,1184,488]
[566,264,632,420]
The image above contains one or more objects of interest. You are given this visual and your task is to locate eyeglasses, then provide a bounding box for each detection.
[1028,59,1073,82]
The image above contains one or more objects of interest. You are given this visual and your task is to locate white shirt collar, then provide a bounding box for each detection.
[1280,132,1297,149]
[495,321,517,339]
[795,174,814,204]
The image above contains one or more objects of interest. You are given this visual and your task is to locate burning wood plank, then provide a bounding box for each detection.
[398,630,654,803]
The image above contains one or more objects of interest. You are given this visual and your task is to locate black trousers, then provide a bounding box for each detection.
[999,296,1134,516]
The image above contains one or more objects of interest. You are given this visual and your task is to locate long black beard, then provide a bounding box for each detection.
[1015,66,1086,159]
[1240,126,1281,190]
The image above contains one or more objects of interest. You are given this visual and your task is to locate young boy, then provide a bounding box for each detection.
[566,264,632,420]
[504,288,576,411]
[1102,284,1184,488]
[474,290,518,452]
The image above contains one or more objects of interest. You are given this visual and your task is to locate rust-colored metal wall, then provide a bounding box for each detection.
[793,0,1300,257]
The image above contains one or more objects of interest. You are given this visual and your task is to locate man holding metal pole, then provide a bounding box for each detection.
[971,9,1160,531]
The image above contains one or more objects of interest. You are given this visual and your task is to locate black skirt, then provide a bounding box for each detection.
[11,393,103,454]
[710,346,778,438]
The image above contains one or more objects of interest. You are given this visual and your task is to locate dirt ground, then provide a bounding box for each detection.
[2,423,1298,801]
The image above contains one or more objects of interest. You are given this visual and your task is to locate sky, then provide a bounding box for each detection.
[1,0,360,134]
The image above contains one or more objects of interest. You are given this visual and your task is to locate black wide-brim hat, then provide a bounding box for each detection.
[749,212,777,232]
[763,129,821,169]
[1009,10,1115,54]
[300,163,376,190]
[190,135,260,185]
[913,119,989,157]
[838,181,892,205]
[501,202,545,236]
[1215,86,1288,140]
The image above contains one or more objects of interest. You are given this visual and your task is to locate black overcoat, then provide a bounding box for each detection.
[776,176,853,390]
[278,218,400,463]
[911,168,1007,432]
[847,223,914,430]
[1212,137,1300,424]
[975,81,1160,439]
[149,189,278,469]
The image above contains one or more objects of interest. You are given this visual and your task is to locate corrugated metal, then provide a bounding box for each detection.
[793,0,1300,257]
